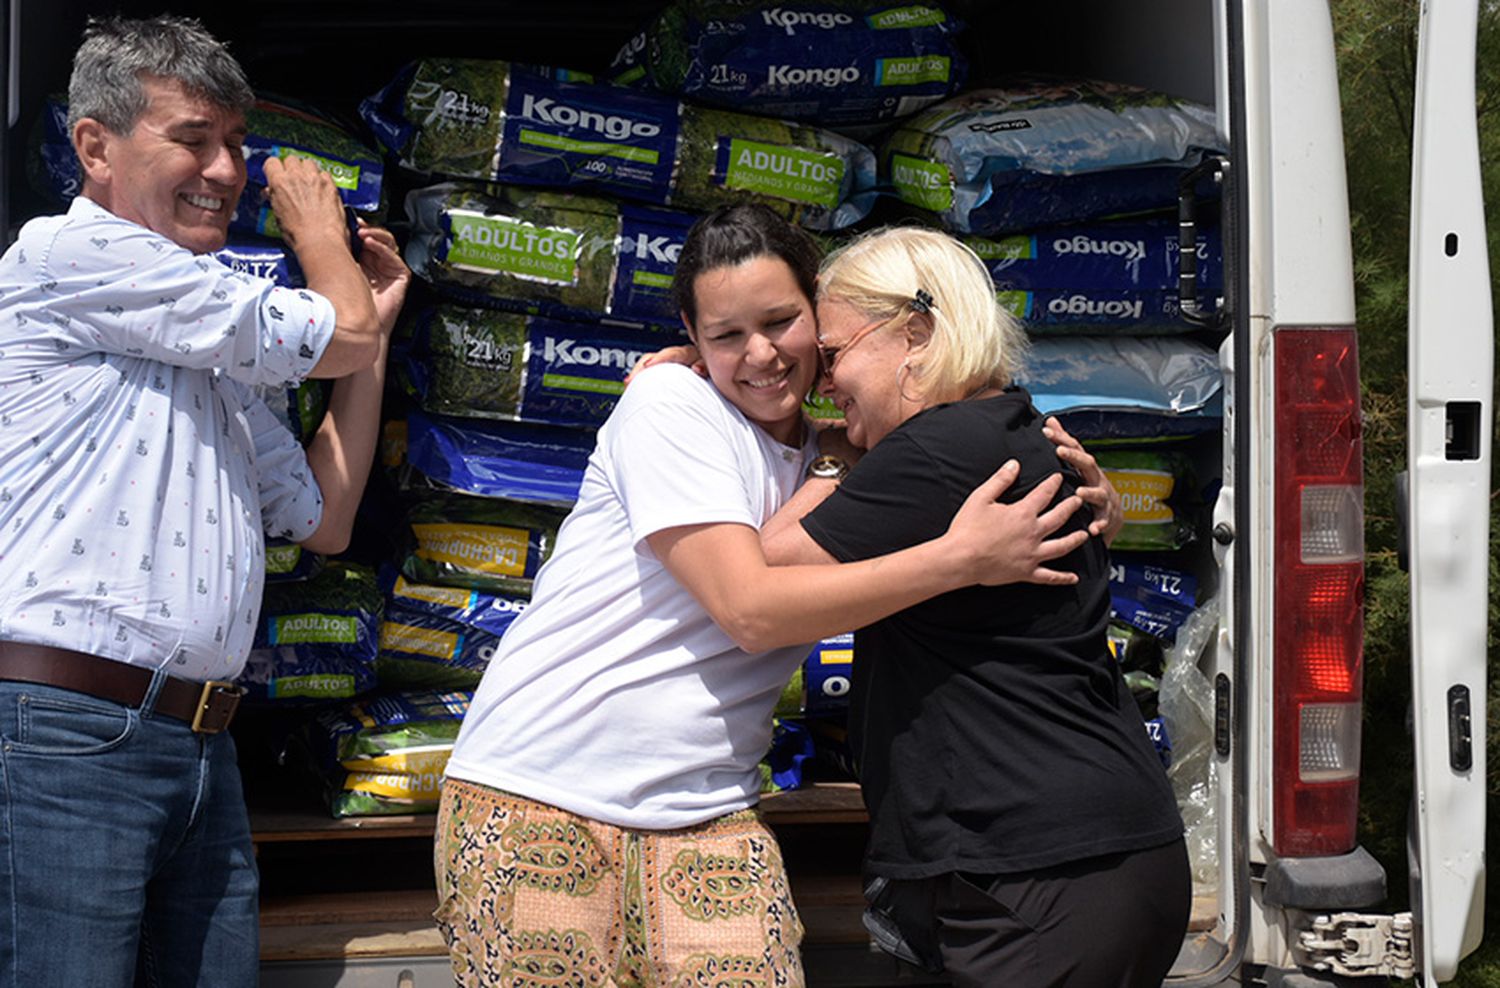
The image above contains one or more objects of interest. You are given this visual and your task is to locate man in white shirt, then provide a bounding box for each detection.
[0,15,408,987]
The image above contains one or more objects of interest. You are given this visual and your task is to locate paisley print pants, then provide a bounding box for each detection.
[434,778,805,988]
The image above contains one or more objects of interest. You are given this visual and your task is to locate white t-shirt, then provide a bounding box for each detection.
[444,365,816,829]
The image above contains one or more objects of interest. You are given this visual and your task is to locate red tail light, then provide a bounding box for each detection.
[1272,327,1365,856]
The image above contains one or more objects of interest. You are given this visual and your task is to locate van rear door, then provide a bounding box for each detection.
[1406,0,1490,982]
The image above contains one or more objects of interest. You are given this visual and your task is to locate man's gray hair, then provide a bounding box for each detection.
[66,15,254,135]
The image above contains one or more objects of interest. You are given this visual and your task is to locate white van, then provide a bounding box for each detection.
[1,0,1488,985]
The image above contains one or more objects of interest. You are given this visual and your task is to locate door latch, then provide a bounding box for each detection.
[1295,911,1415,979]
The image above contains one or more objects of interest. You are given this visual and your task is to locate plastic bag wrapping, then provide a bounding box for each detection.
[1158,595,1220,894]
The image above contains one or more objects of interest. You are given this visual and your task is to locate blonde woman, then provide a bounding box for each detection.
[761,226,1191,988]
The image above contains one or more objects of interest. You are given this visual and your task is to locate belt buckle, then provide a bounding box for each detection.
[191,680,244,734]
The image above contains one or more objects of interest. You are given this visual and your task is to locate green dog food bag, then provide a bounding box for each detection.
[405,182,696,328]
[1097,449,1201,552]
[402,494,566,595]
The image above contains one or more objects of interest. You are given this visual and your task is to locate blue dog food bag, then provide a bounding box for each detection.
[239,561,384,702]
[376,569,529,689]
[803,634,854,718]
[404,410,593,507]
[1015,336,1223,442]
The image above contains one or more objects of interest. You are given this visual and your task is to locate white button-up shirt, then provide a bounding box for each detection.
[0,196,334,680]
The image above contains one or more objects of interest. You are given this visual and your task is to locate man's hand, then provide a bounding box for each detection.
[267,156,380,378]
[1043,416,1124,545]
[625,343,704,386]
[355,223,410,336]
[263,155,349,253]
[944,461,1089,586]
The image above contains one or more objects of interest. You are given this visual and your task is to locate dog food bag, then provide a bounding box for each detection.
[239,561,384,702]
[1097,449,1201,552]
[263,539,326,584]
[307,690,471,817]
[405,183,696,327]
[879,77,1222,233]
[610,0,967,129]
[403,305,675,428]
[402,494,566,595]
[803,634,854,719]
[968,217,1222,292]
[376,568,529,689]
[968,217,1223,332]
[1014,336,1222,442]
[405,410,591,507]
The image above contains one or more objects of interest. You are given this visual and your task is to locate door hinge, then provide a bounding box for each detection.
[1295,911,1415,979]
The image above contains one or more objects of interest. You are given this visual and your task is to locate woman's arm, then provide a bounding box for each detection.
[761,422,1098,577]
[301,226,410,553]
[648,462,1088,651]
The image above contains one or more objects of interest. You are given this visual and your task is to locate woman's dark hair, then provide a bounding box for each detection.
[672,203,822,329]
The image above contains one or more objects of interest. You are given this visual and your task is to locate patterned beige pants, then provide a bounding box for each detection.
[434,778,806,988]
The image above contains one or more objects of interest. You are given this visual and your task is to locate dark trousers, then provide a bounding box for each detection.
[874,838,1192,988]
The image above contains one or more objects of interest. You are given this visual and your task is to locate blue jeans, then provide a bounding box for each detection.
[0,674,259,987]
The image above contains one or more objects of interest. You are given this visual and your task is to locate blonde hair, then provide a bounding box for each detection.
[816,226,1028,405]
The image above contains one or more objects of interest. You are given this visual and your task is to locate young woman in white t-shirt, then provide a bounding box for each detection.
[433,205,1094,988]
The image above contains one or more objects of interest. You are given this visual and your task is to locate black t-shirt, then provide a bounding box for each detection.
[802,390,1183,879]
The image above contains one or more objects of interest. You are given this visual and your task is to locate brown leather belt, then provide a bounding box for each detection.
[0,640,243,734]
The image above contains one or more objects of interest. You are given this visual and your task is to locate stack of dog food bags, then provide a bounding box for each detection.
[296,690,473,818]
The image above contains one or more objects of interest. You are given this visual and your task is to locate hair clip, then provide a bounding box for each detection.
[910,288,935,314]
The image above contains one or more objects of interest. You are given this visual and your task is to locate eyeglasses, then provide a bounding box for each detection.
[818,315,894,376]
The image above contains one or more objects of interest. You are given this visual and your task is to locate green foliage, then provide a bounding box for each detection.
[1334,1,1500,982]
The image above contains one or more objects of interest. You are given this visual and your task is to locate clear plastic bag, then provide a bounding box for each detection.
[1158,596,1220,893]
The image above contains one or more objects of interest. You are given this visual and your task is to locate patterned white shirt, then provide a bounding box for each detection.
[0,196,334,681]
